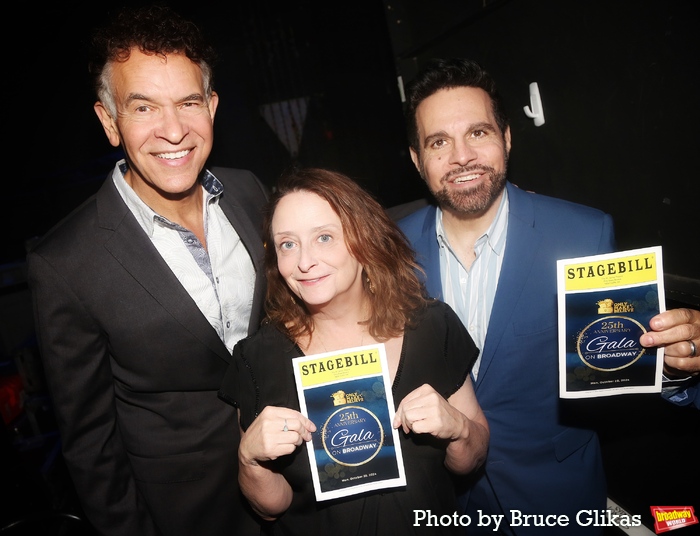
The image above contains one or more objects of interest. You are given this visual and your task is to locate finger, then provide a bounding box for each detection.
[392,412,402,430]
[400,403,441,435]
[393,408,413,434]
[392,410,410,434]
[282,416,316,442]
[394,385,442,433]
[641,325,697,348]
[649,308,698,331]
[664,356,700,376]
[644,309,700,347]
[659,339,699,359]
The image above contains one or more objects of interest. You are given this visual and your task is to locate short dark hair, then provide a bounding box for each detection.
[89,5,217,116]
[404,58,509,152]
[263,168,428,341]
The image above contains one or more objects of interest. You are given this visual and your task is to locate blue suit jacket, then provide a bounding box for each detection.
[399,182,616,533]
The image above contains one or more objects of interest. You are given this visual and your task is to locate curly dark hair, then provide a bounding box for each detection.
[263,168,429,341]
[89,4,217,117]
[405,58,509,153]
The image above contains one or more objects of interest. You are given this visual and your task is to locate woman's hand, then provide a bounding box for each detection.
[393,382,489,475]
[392,383,464,439]
[239,406,316,466]
[238,406,316,520]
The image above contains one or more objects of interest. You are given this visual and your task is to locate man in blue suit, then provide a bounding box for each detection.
[397,58,700,534]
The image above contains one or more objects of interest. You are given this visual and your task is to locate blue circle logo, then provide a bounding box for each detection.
[321,406,383,466]
[577,315,646,371]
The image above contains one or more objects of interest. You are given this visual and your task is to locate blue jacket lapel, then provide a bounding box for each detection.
[401,186,544,391]
[411,205,444,301]
[475,183,542,389]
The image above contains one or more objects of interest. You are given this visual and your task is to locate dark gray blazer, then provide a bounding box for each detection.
[27,167,267,536]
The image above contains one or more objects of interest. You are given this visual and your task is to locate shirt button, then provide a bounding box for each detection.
[226,321,231,328]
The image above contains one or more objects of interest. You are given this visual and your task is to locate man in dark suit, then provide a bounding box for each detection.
[27,6,265,535]
[398,58,700,534]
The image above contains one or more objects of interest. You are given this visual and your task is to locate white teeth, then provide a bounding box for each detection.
[454,174,480,183]
[156,149,190,160]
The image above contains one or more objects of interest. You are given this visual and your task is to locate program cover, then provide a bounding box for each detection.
[557,246,665,398]
[292,344,406,501]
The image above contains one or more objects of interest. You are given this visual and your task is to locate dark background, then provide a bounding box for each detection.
[2,0,698,534]
[6,0,699,286]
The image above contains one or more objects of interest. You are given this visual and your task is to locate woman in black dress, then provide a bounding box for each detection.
[219,168,489,535]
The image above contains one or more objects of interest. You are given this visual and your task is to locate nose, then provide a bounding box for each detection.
[297,244,318,272]
[449,138,478,166]
[155,106,188,143]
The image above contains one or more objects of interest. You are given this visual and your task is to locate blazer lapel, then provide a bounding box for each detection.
[413,206,444,301]
[217,185,266,335]
[218,192,265,270]
[95,178,232,362]
[475,183,542,390]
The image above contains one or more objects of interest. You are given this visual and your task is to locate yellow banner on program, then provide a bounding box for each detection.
[563,251,659,291]
[295,347,383,388]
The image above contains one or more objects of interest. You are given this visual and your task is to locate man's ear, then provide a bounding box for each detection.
[94,102,121,147]
[409,147,420,172]
[504,126,512,155]
[208,91,219,122]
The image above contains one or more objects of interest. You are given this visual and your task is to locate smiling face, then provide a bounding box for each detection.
[410,86,511,218]
[271,190,365,313]
[94,49,218,208]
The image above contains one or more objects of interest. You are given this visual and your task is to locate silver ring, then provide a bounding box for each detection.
[283,419,288,432]
[689,340,697,358]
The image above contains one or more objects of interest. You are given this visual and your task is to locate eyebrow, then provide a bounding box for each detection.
[124,93,205,107]
[423,130,449,148]
[180,93,206,103]
[422,121,498,148]
[469,121,498,133]
[125,93,150,107]
[273,223,341,238]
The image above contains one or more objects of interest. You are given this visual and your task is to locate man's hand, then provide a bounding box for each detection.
[640,308,700,376]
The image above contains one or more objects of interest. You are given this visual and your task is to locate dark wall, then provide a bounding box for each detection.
[384,0,699,293]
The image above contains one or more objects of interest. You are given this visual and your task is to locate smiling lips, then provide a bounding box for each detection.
[155,149,191,160]
[445,165,494,185]
[453,173,481,184]
[297,275,328,285]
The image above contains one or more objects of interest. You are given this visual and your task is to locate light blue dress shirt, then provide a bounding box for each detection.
[437,190,509,378]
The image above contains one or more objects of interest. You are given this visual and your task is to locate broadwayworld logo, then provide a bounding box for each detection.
[650,506,698,534]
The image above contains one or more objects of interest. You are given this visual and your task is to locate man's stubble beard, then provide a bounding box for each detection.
[420,158,508,216]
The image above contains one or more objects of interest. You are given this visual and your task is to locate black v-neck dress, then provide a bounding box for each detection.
[219,300,479,535]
